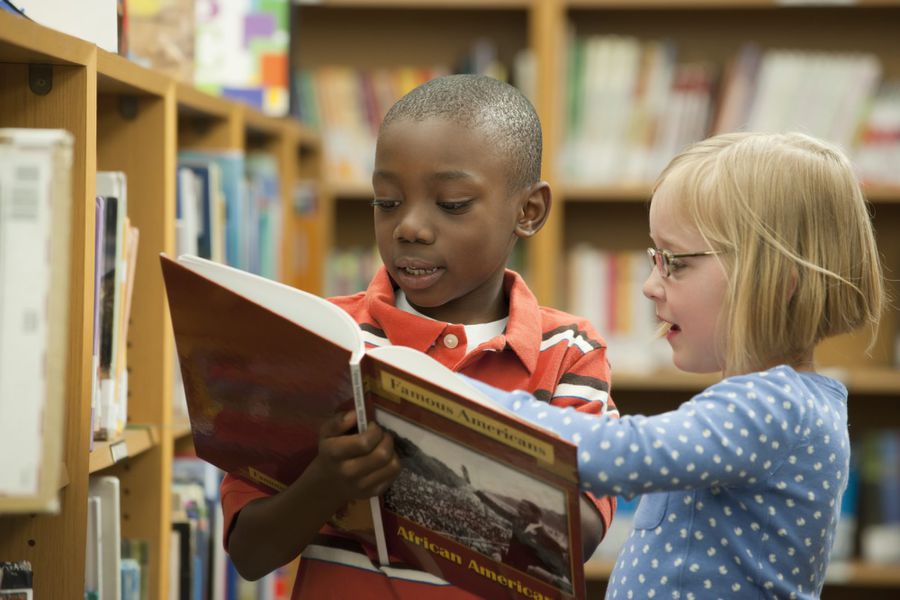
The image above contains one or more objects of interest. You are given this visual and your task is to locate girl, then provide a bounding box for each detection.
[471,132,885,599]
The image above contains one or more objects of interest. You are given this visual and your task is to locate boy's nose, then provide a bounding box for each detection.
[394,207,435,244]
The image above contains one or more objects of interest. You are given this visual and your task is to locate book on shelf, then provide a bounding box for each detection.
[88,475,121,600]
[94,171,139,442]
[160,254,587,600]
[177,150,244,269]
[127,0,194,83]
[0,128,73,513]
[859,429,900,564]
[84,496,102,599]
[15,0,118,53]
[0,561,33,599]
[194,0,289,117]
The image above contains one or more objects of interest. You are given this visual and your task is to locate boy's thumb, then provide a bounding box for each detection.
[320,409,358,439]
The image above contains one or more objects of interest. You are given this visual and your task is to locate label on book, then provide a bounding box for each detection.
[109,440,128,464]
[377,370,556,465]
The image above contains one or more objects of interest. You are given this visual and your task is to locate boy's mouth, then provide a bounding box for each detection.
[393,259,445,290]
[400,266,440,276]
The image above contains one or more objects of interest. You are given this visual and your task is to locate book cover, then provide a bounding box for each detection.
[88,475,122,600]
[160,254,586,600]
[0,128,72,513]
[0,561,33,599]
[128,0,194,83]
[194,0,289,117]
[364,345,585,600]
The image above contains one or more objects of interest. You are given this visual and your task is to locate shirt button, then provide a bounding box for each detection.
[443,334,459,349]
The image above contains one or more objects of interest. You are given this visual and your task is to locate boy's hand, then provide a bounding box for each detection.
[311,410,402,502]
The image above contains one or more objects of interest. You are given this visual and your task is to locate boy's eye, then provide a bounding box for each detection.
[371,199,399,210]
[437,199,473,213]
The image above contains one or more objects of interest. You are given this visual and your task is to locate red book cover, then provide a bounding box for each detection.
[160,254,357,490]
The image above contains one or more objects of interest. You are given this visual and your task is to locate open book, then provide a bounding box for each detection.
[160,254,586,600]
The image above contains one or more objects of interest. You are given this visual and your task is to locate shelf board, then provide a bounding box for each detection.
[561,184,900,204]
[612,367,900,394]
[242,107,285,140]
[561,185,652,203]
[57,463,70,491]
[613,369,718,391]
[818,366,900,395]
[97,50,170,97]
[566,0,900,8]
[0,10,94,65]
[290,122,322,150]
[327,180,373,199]
[297,0,530,8]
[585,558,900,587]
[88,426,159,474]
[171,419,193,441]
[176,82,237,121]
[825,560,900,587]
[584,558,615,579]
[863,184,900,203]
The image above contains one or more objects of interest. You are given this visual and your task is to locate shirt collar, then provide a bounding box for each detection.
[366,267,448,353]
[501,269,541,374]
[365,267,542,373]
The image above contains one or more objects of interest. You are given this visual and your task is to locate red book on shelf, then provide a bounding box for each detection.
[160,253,587,600]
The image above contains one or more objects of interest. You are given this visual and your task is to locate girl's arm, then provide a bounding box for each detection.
[466,368,806,498]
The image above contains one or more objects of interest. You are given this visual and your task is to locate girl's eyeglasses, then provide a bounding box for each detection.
[647,247,720,278]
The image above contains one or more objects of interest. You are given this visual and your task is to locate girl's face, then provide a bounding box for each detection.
[642,179,729,373]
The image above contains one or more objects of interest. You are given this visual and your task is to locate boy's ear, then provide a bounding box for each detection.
[514,181,552,239]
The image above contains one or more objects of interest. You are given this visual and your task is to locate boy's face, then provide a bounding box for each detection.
[372,117,539,324]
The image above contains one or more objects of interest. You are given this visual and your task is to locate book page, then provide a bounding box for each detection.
[175,255,364,360]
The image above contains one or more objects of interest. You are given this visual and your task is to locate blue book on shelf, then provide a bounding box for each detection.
[178,150,246,269]
[177,162,214,260]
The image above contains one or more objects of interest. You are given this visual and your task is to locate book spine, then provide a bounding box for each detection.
[350,361,389,566]
[349,362,367,433]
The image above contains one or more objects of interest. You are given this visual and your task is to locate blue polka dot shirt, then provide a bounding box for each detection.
[466,366,850,600]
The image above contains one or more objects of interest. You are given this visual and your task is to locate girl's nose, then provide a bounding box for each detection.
[642,266,664,302]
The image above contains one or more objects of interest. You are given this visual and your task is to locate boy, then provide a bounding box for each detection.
[222,74,617,598]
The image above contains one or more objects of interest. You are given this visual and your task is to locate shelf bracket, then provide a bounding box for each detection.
[118,95,139,121]
[28,64,52,96]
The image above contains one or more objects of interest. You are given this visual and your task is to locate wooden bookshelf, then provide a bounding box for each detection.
[0,10,322,598]
[585,557,900,588]
[0,11,97,599]
[89,427,160,475]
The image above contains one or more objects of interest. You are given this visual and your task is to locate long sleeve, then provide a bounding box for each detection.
[466,367,829,498]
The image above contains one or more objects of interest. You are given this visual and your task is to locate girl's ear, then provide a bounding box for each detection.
[515,182,552,239]
[787,265,799,301]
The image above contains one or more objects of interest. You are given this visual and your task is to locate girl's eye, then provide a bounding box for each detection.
[668,259,687,273]
[437,199,473,213]
[371,199,399,210]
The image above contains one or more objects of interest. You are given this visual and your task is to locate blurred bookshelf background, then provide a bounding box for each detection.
[1,0,899,598]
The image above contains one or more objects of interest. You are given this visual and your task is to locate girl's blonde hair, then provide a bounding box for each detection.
[655,132,885,375]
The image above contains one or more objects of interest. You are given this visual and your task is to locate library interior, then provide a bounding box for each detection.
[1,0,899,598]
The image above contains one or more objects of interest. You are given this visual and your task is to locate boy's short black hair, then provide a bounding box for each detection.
[380,74,542,191]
